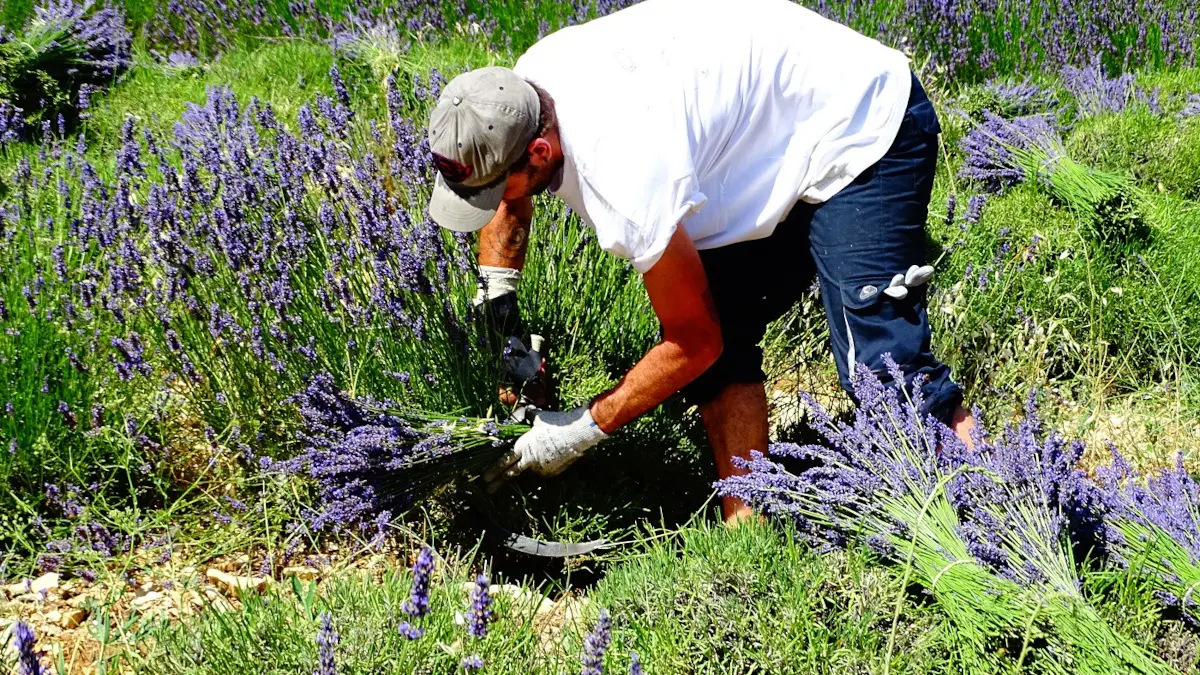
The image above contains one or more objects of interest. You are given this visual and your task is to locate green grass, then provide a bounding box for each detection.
[114,521,965,674]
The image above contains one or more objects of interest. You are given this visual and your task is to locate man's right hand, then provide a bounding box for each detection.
[475,287,548,411]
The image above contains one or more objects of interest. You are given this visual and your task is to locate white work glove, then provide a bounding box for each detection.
[482,406,609,494]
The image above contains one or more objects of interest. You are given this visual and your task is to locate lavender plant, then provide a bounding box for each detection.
[983,76,1060,117]
[0,0,131,134]
[1061,55,1136,117]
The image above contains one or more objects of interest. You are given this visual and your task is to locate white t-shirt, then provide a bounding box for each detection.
[512,0,913,273]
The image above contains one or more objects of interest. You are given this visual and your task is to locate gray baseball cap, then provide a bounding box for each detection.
[427,67,541,232]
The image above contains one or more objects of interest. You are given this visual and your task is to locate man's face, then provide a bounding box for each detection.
[502,136,561,200]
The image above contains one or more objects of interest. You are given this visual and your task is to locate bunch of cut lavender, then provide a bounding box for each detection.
[982,76,1060,117]
[941,396,1168,674]
[717,358,1039,661]
[718,359,1167,672]
[1005,142,1148,252]
[1097,449,1200,622]
[957,111,1062,193]
[0,0,131,133]
[1060,55,1135,117]
[284,373,524,534]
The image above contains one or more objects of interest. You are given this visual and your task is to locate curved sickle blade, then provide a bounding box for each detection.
[494,528,611,557]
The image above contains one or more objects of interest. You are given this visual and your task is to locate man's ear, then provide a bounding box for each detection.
[527,137,552,164]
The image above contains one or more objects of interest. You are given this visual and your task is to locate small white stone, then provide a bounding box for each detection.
[888,273,905,288]
[30,573,59,595]
[859,285,878,300]
[131,591,164,610]
[884,285,909,300]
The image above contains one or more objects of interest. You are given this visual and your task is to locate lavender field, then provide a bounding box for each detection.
[2,0,1200,672]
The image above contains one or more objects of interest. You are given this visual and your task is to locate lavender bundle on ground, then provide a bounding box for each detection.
[284,374,524,534]
[957,111,1062,193]
[1098,450,1200,622]
[959,108,1146,250]
[716,359,1040,666]
[718,359,1167,673]
[942,396,1169,674]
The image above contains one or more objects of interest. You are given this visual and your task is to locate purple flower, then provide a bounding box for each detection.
[629,654,642,675]
[14,621,44,675]
[460,655,484,672]
[403,546,434,617]
[315,612,338,675]
[958,112,1061,193]
[963,195,988,226]
[582,609,612,675]
[1178,94,1200,119]
[58,401,78,429]
[398,621,425,640]
[467,574,493,639]
[164,51,201,69]
[1060,55,1135,116]
[984,76,1059,116]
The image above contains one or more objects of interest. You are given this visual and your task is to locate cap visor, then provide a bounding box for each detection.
[428,173,506,233]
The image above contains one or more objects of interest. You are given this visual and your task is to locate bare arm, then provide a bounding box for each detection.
[478,196,533,270]
[589,225,723,433]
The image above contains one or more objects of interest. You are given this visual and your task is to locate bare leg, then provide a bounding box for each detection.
[698,381,770,524]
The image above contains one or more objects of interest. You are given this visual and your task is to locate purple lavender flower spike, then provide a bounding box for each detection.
[404,546,434,617]
[582,609,612,675]
[467,574,493,639]
[14,621,44,675]
[398,621,425,640]
[1060,54,1135,116]
[315,611,338,675]
[460,655,484,672]
[963,195,987,226]
[629,653,643,675]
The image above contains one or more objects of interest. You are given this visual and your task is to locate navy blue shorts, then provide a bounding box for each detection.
[681,73,963,425]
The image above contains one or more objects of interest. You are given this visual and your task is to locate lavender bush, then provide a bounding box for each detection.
[0,0,131,135]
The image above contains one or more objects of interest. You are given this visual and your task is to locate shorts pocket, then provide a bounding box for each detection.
[837,275,923,375]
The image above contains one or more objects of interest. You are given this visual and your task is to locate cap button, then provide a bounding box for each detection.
[451,96,462,105]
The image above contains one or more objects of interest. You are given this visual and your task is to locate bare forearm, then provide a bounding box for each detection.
[478,197,533,270]
[590,339,719,433]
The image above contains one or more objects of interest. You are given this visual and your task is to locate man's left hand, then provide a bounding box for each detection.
[482,406,609,493]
